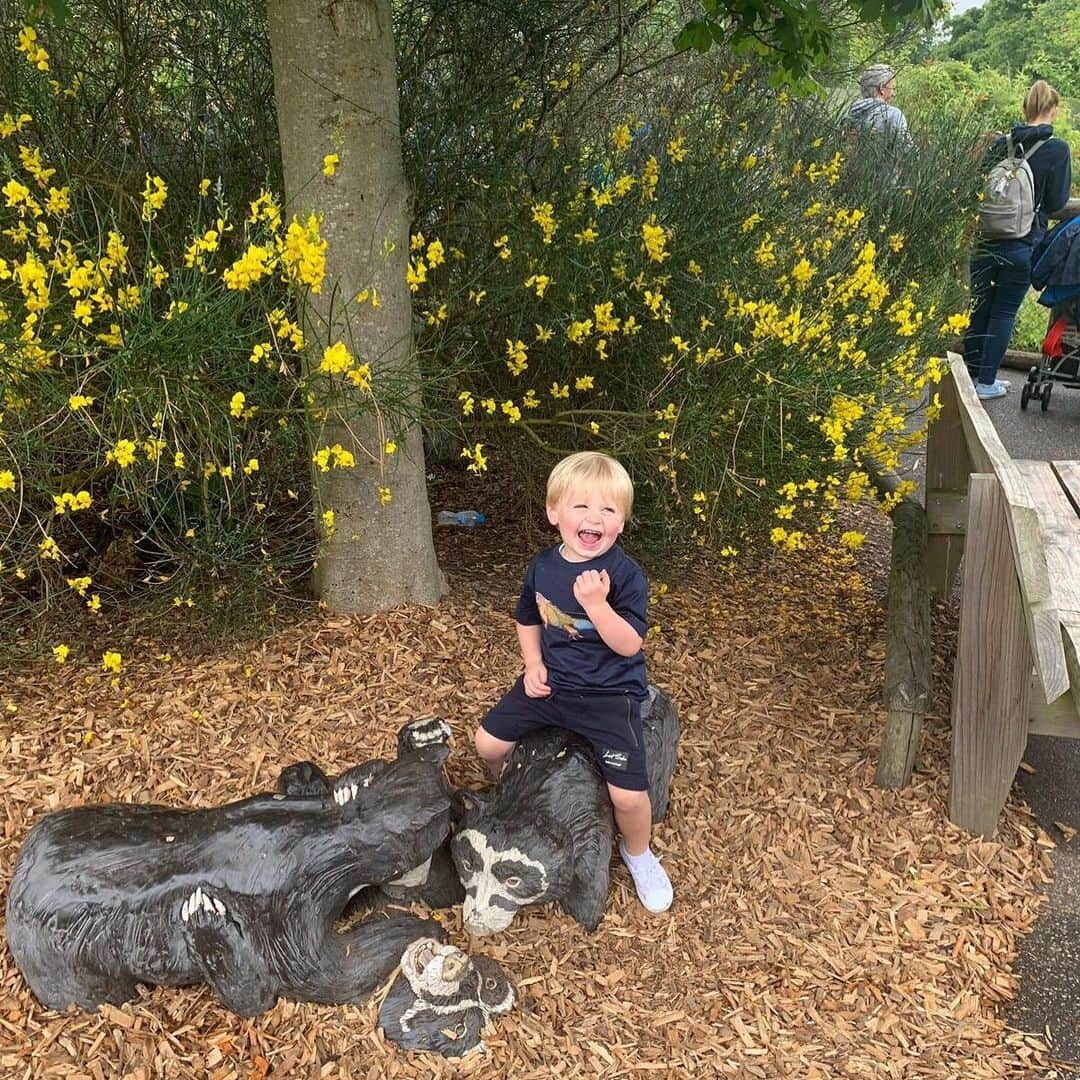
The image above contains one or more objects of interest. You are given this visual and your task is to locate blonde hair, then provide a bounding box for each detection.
[546,452,634,517]
[1024,79,1060,122]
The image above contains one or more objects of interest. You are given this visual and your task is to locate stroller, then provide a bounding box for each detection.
[1024,215,1080,411]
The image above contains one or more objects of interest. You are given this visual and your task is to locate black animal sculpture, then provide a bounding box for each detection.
[451,685,679,935]
[7,719,455,1015]
[378,937,515,1057]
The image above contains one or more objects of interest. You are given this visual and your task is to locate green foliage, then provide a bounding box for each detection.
[411,62,985,551]
[937,0,1080,101]
[900,57,1080,155]
[1011,289,1050,352]
[676,0,946,86]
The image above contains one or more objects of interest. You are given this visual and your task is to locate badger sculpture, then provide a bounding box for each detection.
[452,685,679,934]
[378,937,515,1056]
[6,719,455,1015]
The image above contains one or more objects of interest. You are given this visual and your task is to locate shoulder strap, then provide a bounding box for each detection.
[1021,137,1050,161]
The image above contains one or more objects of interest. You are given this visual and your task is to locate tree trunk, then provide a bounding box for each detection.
[267,0,444,611]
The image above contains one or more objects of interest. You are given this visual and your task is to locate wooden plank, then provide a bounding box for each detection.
[1054,460,1080,515]
[925,366,970,598]
[949,474,1033,839]
[947,354,1068,703]
[876,499,931,789]
[1014,460,1080,709]
[1029,678,1080,737]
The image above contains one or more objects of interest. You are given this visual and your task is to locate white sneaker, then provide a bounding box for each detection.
[975,381,1007,400]
[619,840,673,914]
[995,378,1011,391]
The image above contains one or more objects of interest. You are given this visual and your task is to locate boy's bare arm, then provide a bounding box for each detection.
[516,622,551,697]
[573,570,644,657]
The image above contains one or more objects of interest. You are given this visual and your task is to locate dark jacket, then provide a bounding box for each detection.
[984,123,1072,247]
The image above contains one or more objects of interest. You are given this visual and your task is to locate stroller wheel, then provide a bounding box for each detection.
[1029,365,1041,383]
[1021,383,1032,410]
[1041,381,1053,411]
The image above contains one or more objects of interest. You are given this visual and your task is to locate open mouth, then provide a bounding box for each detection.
[577,529,602,546]
[402,937,441,981]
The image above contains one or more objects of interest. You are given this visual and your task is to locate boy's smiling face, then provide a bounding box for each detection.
[547,485,625,562]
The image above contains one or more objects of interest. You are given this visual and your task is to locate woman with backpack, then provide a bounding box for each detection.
[964,80,1072,400]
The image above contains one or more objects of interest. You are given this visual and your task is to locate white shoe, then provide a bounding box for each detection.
[619,840,673,914]
[975,381,1007,400]
[995,378,1011,391]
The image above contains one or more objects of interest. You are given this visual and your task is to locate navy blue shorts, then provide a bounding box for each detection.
[480,677,649,791]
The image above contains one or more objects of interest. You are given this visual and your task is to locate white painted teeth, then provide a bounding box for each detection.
[333,778,364,804]
[180,886,227,922]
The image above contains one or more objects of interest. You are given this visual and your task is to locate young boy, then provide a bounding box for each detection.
[474,451,673,914]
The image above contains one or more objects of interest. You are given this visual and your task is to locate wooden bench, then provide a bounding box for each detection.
[876,352,1080,838]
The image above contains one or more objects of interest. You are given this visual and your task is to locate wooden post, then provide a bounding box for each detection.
[875,497,932,788]
[925,369,970,599]
[949,474,1033,838]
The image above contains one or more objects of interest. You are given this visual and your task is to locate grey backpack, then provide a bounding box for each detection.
[978,134,1048,240]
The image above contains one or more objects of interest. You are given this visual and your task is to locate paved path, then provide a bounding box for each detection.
[985,357,1080,1066]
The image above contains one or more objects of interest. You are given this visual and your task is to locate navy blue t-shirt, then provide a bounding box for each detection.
[514,543,648,700]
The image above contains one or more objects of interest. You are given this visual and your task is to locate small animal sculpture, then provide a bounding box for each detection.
[378,937,515,1057]
[7,719,454,1015]
[452,685,679,934]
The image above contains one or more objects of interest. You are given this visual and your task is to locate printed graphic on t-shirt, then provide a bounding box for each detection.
[535,592,594,639]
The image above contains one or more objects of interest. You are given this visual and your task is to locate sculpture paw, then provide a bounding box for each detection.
[178,885,275,1016]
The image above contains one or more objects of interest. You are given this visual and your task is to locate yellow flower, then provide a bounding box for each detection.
[667,135,687,163]
[531,201,558,244]
[230,392,246,418]
[107,439,137,468]
[279,213,327,293]
[593,302,620,334]
[406,258,428,292]
[321,509,336,538]
[535,323,553,343]
[461,443,487,474]
[102,651,122,674]
[505,338,529,376]
[141,174,167,220]
[613,123,633,151]
[385,440,397,455]
[52,643,69,664]
[379,486,392,505]
[0,470,15,492]
[426,239,445,267]
[199,178,212,196]
[641,219,669,263]
[323,153,340,177]
[524,274,550,298]
[840,531,865,550]
[320,341,353,375]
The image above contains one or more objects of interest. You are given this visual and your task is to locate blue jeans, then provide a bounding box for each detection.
[963,240,1032,386]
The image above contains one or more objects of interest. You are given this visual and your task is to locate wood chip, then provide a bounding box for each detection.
[0,506,1054,1077]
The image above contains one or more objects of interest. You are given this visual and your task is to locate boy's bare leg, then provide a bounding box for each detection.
[474,728,516,781]
[609,788,652,855]
[608,784,672,914]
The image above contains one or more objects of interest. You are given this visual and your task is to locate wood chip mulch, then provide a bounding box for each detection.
[0,515,1064,1078]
